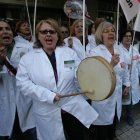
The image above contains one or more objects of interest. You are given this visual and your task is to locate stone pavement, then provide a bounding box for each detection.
[116,102,140,140]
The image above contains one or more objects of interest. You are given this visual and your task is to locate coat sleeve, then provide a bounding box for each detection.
[121,55,130,87]
[122,64,130,87]
[10,45,21,68]
[16,57,56,104]
[136,51,140,77]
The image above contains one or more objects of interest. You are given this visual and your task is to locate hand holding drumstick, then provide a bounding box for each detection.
[122,86,130,96]
[53,90,93,102]
[110,54,120,67]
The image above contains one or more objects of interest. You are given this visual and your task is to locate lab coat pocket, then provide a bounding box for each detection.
[63,67,74,72]
[62,68,75,82]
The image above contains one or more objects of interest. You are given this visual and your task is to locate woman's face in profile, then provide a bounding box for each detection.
[38,22,58,51]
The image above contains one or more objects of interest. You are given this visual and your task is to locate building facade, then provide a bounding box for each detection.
[0,0,119,23]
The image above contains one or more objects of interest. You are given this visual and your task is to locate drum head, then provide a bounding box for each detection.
[77,56,116,101]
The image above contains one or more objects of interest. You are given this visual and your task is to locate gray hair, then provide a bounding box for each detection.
[95,21,116,45]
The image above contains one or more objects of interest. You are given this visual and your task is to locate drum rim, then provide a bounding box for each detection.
[93,56,116,100]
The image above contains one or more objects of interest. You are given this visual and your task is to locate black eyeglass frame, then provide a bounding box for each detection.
[39,29,57,35]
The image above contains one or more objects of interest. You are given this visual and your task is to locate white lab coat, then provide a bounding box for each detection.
[11,35,33,68]
[89,44,130,125]
[16,46,98,140]
[64,36,94,60]
[88,34,97,48]
[0,61,16,136]
[120,44,140,105]
[134,42,140,52]
[10,35,34,132]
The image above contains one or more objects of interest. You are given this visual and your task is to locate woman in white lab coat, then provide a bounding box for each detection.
[16,19,98,140]
[64,19,94,60]
[11,20,33,68]
[0,20,16,140]
[10,21,37,139]
[89,21,130,140]
[119,29,140,126]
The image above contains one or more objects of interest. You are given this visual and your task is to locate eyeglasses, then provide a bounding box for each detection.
[61,31,68,34]
[39,29,57,35]
[103,29,115,33]
[124,35,132,38]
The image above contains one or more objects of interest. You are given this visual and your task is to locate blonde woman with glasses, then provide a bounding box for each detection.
[16,19,98,140]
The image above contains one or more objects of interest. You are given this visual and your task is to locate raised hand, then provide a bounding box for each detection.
[110,54,120,67]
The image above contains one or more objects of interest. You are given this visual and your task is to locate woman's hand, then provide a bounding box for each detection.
[110,54,120,67]
[0,46,7,63]
[122,86,130,96]
[53,94,60,102]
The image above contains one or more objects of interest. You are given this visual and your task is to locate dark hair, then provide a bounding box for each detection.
[135,32,140,41]
[0,18,14,34]
[60,25,69,30]
[60,25,69,33]
[88,23,95,35]
[95,18,106,31]
[119,28,133,43]
[15,20,29,33]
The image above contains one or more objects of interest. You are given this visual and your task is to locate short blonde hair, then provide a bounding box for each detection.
[95,21,116,45]
[34,18,64,48]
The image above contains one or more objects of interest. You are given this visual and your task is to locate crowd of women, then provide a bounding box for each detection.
[0,16,140,140]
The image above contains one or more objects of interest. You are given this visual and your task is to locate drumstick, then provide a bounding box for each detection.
[60,90,93,98]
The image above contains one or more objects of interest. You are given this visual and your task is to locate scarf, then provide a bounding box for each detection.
[17,32,32,42]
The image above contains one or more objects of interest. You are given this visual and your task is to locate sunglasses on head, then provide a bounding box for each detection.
[39,29,57,35]
[0,18,10,23]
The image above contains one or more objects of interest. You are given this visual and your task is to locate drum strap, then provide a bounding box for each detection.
[3,58,17,75]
